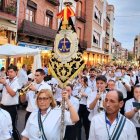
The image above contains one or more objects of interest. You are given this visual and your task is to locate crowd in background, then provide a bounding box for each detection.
[0,63,140,140]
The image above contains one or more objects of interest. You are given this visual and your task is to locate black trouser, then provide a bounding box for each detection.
[136,127,140,140]
[77,104,90,140]
[1,104,21,140]
[25,111,31,126]
[64,125,77,140]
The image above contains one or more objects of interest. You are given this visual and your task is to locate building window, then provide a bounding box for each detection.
[45,10,53,28]
[94,6,101,24]
[77,27,81,40]
[0,0,3,10]
[26,7,35,22]
[77,1,82,17]
[45,15,53,28]
[93,31,100,47]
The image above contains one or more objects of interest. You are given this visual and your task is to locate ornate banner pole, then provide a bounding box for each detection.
[49,1,85,139]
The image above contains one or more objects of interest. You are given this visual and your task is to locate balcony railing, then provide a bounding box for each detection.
[19,20,57,40]
[47,0,60,6]
[76,10,86,23]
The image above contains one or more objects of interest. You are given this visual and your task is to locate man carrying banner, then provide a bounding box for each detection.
[89,90,138,140]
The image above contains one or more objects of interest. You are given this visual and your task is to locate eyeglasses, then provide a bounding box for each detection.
[37,97,50,101]
[35,74,40,77]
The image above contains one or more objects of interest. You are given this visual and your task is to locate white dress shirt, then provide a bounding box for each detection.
[87,90,107,121]
[116,75,131,99]
[22,107,73,140]
[46,78,61,101]
[88,77,97,92]
[76,86,92,105]
[125,98,140,128]
[18,68,28,88]
[26,81,52,112]
[0,108,12,140]
[1,77,20,105]
[89,112,138,140]
[69,96,79,112]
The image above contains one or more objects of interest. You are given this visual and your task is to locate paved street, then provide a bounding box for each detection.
[17,107,26,134]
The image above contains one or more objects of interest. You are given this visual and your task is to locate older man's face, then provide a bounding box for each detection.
[104,91,123,115]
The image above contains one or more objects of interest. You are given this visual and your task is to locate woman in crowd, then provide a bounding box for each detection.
[21,89,79,140]
[125,84,140,140]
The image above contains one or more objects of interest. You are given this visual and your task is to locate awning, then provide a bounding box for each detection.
[0,19,17,32]
[86,47,109,55]
[18,42,52,50]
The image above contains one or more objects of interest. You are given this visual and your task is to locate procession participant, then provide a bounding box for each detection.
[76,76,92,140]
[127,68,137,100]
[127,68,136,86]
[107,80,116,91]
[102,66,107,76]
[96,69,102,76]
[88,68,97,92]
[125,85,140,139]
[82,67,89,78]
[21,89,79,140]
[18,64,28,88]
[0,66,6,78]
[0,107,12,140]
[106,70,116,82]
[89,90,138,140]
[0,65,21,140]
[46,76,61,104]
[20,68,51,124]
[64,84,79,140]
[87,75,108,120]
[43,64,48,76]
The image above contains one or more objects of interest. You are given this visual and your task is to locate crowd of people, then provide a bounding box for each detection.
[0,64,140,140]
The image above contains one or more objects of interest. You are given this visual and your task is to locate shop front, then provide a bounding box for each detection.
[0,19,17,69]
[18,42,52,69]
[83,48,110,68]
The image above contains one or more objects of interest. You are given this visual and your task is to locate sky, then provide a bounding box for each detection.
[107,0,140,51]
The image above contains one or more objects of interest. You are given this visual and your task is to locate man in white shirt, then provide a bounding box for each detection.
[88,68,97,92]
[89,90,138,140]
[20,68,51,124]
[0,65,21,140]
[115,68,131,114]
[0,108,12,140]
[107,80,116,91]
[47,76,61,103]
